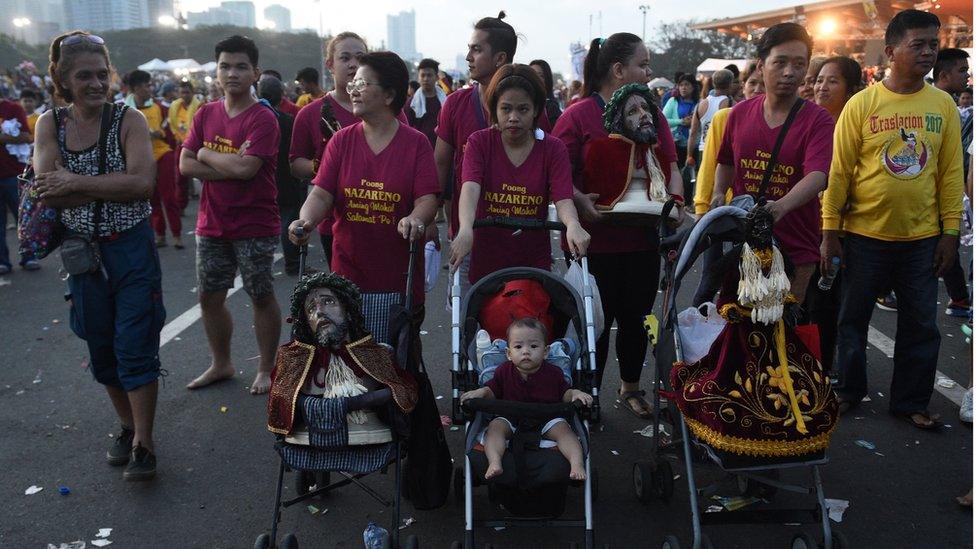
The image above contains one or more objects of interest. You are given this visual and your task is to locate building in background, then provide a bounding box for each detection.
[147,0,175,25]
[221,1,256,28]
[0,0,65,44]
[263,4,291,32]
[67,0,150,32]
[387,10,421,65]
[187,1,256,29]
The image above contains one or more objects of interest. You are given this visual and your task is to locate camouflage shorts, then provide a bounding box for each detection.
[196,235,277,298]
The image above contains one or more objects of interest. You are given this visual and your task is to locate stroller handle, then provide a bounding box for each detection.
[473,217,566,233]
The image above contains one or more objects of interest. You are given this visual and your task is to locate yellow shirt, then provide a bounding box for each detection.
[823,83,963,240]
[167,96,200,143]
[296,92,324,108]
[138,102,172,161]
[26,112,39,136]
[693,107,732,215]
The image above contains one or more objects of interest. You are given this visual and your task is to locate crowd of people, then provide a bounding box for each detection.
[1,9,970,508]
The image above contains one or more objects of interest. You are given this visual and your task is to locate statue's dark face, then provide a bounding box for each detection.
[746,207,775,249]
[304,288,349,348]
[617,94,657,145]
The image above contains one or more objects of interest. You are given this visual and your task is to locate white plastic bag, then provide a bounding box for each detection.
[424,241,441,293]
[676,302,727,364]
[564,261,605,337]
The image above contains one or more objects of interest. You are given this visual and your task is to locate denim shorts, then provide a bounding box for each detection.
[68,220,166,391]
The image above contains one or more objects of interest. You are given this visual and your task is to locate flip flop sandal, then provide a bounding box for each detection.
[618,390,653,419]
[894,410,943,430]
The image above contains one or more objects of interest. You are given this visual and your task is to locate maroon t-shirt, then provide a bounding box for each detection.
[407,95,442,148]
[312,122,440,304]
[291,94,408,236]
[183,100,280,239]
[461,127,574,283]
[435,83,553,235]
[0,100,30,178]
[717,96,834,266]
[486,360,570,404]
[278,98,300,117]
[552,95,677,254]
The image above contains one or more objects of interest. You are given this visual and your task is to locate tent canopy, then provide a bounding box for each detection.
[166,58,204,71]
[138,58,171,72]
[696,58,750,75]
[200,61,217,72]
[648,77,674,89]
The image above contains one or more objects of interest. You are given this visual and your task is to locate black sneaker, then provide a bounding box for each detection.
[106,426,134,466]
[123,443,157,481]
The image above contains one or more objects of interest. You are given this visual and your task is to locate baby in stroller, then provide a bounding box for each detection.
[461,318,593,480]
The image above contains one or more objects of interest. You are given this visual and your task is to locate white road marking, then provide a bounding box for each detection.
[159,253,283,348]
[867,325,965,406]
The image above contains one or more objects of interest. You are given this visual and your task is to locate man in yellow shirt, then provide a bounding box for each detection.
[294,67,325,108]
[129,70,183,248]
[821,10,963,429]
[168,81,201,208]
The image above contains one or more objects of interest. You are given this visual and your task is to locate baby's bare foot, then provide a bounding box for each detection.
[485,463,503,480]
[187,364,235,390]
[250,371,272,395]
[569,462,586,480]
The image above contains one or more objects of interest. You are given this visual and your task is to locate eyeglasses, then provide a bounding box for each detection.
[61,34,105,47]
[346,78,377,95]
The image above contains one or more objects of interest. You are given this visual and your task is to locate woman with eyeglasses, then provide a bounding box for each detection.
[31,31,163,481]
[289,33,408,269]
[289,51,439,355]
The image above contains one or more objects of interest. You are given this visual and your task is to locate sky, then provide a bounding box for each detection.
[188,0,803,76]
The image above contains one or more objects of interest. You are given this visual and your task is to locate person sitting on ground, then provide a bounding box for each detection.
[460,317,593,480]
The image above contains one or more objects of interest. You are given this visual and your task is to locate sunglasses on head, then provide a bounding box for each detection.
[61,34,105,47]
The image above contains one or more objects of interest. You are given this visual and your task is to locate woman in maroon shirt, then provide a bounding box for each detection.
[552,33,684,419]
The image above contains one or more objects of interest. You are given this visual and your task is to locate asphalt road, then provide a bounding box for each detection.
[0,202,972,549]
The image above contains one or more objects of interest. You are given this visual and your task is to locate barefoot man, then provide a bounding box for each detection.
[179,35,282,394]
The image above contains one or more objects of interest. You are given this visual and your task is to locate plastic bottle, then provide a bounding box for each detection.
[475,329,491,370]
[363,522,389,549]
[817,256,841,291]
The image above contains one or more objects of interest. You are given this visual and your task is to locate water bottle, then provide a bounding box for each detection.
[817,256,841,291]
[475,329,491,370]
[479,339,507,385]
[363,521,389,549]
[547,339,574,385]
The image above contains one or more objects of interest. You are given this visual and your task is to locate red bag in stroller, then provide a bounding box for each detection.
[479,279,555,342]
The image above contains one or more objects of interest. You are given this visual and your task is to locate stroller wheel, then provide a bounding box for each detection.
[315,471,331,494]
[402,534,419,549]
[655,459,675,502]
[295,470,315,496]
[280,533,299,549]
[254,533,271,549]
[660,534,682,549]
[827,529,850,549]
[253,533,271,549]
[790,532,817,549]
[633,462,654,504]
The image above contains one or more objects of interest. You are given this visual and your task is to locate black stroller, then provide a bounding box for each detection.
[632,204,848,549]
[448,218,602,549]
[253,233,422,549]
